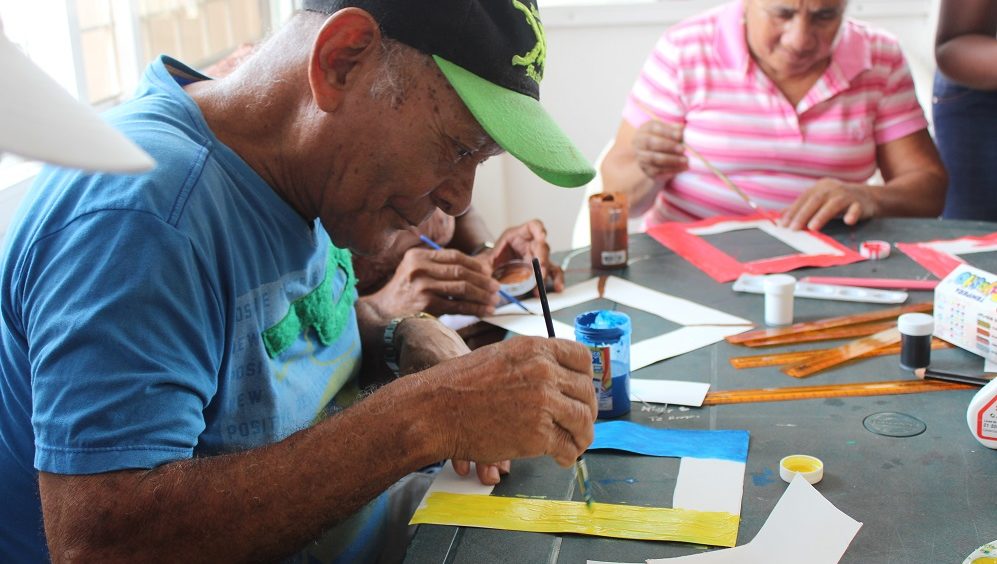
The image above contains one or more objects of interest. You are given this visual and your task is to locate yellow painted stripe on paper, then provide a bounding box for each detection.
[410,492,739,547]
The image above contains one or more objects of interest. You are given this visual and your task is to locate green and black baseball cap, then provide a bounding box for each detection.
[302,0,595,188]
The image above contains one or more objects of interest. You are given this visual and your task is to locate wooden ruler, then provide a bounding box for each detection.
[703,379,975,405]
[782,327,902,378]
[726,302,932,345]
[736,320,896,347]
[729,338,953,369]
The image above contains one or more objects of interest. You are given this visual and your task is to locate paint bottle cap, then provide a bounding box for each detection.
[898,313,934,337]
[763,274,796,295]
[779,454,824,485]
[961,539,997,563]
[859,240,891,260]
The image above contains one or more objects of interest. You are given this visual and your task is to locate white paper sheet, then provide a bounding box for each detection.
[482,277,752,371]
[647,475,862,564]
[629,379,710,407]
[416,461,495,509]
[689,219,844,257]
[672,458,745,515]
[915,238,997,257]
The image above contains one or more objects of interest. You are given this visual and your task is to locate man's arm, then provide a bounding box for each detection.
[40,337,596,562]
[935,0,997,90]
[449,206,494,256]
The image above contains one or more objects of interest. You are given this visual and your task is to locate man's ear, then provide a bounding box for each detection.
[308,8,382,113]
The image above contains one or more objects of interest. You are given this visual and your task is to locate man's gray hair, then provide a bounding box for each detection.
[369,38,429,106]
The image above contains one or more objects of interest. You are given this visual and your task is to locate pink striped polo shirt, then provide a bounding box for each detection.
[623,0,929,227]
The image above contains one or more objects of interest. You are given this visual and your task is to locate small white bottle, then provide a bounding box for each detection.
[763,275,796,326]
[967,377,997,449]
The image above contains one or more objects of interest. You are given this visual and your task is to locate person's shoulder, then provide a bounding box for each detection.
[844,18,905,61]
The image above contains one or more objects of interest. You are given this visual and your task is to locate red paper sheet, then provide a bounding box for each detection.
[647,214,865,283]
[896,232,997,279]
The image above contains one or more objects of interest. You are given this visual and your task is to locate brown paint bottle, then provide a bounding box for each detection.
[589,192,628,270]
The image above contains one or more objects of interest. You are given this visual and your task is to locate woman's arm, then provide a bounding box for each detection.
[600,119,687,216]
[779,130,947,231]
[935,0,997,90]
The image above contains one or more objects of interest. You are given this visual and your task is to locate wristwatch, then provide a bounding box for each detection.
[383,312,435,376]
[470,240,495,256]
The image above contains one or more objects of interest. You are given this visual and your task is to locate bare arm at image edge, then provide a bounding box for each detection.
[935,0,997,90]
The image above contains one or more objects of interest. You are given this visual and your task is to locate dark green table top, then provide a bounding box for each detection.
[404,218,997,564]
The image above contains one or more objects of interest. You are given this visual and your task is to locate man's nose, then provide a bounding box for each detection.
[431,166,476,216]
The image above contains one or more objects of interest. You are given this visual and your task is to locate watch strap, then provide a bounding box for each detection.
[383,312,435,375]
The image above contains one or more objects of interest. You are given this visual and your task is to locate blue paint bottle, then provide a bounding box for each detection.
[574,310,631,418]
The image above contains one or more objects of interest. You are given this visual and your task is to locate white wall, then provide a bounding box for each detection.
[472,0,938,252]
[0,1,938,246]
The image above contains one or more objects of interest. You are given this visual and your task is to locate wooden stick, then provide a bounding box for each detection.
[782,327,902,378]
[735,320,897,348]
[729,338,952,369]
[703,379,974,406]
[726,302,933,345]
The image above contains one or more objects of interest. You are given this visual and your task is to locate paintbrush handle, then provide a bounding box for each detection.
[923,369,991,387]
[631,99,773,223]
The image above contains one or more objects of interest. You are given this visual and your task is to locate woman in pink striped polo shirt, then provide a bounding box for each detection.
[602,0,947,232]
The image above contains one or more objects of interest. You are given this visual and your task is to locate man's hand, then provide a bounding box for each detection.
[367,248,500,317]
[427,336,597,468]
[779,178,880,231]
[451,459,511,485]
[475,220,565,292]
[395,315,470,376]
[632,119,688,182]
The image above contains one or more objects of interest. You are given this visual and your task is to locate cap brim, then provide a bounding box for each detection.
[0,34,154,173]
[433,55,594,188]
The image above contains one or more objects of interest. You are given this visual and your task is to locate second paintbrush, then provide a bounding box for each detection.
[531,257,594,509]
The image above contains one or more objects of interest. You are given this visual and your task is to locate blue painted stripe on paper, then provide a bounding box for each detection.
[589,421,749,462]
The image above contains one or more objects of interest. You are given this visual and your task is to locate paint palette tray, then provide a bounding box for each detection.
[732,274,908,304]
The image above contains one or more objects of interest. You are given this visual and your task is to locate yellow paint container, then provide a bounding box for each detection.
[779,454,824,484]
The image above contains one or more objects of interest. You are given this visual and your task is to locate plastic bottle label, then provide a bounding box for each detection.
[601,250,627,266]
[589,346,613,411]
[977,395,997,440]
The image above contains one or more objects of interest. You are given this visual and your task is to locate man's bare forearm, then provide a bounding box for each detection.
[449,206,494,255]
[41,374,447,563]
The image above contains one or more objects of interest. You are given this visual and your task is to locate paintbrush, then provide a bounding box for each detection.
[416,232,532,314]
[631,99,777,225]
[532,257,594,510]
[914,367,992,387]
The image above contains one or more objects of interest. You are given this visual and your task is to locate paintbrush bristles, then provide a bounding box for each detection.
[914,367,991,387]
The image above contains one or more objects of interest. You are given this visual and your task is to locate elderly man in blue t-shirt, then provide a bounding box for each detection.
[0,1,598,561]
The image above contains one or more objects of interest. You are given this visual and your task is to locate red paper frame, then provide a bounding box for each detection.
[896,232,997,279]
[647,214,865,283]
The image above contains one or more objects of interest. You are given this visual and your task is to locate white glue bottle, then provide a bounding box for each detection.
[967,377,997,449]
[763,275,796,326]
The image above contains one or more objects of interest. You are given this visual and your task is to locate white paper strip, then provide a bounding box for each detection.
[629,379,710,407]
[672,458,745,515]
[648,475,862,564]
[416,461,495,510]
[482,277,753,371]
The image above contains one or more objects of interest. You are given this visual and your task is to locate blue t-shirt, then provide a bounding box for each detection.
[0,57,376,561]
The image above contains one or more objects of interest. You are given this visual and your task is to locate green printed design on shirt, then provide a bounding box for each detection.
[262,245,357,359]
[511,0,546,84]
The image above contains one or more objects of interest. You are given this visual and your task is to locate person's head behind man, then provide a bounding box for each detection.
[259,0,594,257]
